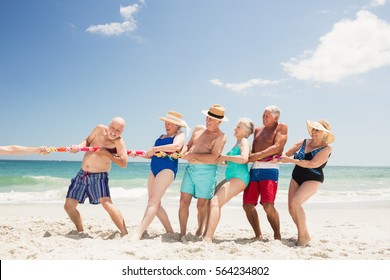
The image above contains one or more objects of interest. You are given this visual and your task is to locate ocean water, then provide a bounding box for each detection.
[0,160,389,205]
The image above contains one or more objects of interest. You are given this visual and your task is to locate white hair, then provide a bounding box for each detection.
[265,105,281,119]
[239,117,255,137]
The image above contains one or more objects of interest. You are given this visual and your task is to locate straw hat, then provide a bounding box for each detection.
[159,111,187,128]
[201,104,229,122]
[306,120,335,144]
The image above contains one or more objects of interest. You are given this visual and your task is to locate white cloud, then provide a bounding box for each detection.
[86,2,142,36]
[210,79,224,87]
[366,0,386,8]
[120,4,140,20]
[210,78,279,93]
[282,10,390,83]
[86,21,137,36]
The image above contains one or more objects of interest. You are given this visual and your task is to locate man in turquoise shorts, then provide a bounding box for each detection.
[179,104,228,241]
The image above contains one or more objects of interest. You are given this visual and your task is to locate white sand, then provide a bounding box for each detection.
[1,201,390,260]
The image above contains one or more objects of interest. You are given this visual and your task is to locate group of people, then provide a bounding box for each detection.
[0,104,335,247]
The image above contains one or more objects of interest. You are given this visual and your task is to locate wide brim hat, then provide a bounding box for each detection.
[306,120,335,144]
[159,111,187,128]
[201,104,229,122]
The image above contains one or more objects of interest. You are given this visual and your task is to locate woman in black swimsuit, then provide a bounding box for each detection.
[280,119,335,246]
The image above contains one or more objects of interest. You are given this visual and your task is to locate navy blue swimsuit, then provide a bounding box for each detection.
[150,134,178,178]
[292,139,328,186]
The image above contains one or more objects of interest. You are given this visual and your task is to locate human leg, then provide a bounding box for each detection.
[135,170,174,239]
[262,203,281,240]
[259,178,280,240]
[194,168,218,237]
[155,171,175,233]
[179,192,193,238]
[287,179,300,225]
[204,179,246,241]
[100,197,128,236]
[64,171,87,233]
[64,198,83,232]
[242,204,262,239]
[202,179,228,237]
[78,172,127,236]
[195,198,209,237]
[156,205,174,233]
[288,180,320,246]
[243,180,262,239]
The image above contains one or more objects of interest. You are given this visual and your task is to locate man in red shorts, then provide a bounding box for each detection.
[243,105,288,240]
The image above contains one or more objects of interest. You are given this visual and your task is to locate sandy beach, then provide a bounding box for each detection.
[1,200,389,260]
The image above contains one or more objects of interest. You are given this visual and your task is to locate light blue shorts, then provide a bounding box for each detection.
[180,164,217,199]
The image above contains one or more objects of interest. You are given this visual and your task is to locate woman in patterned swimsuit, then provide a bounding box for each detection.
[132,111,188,240]
[203,118,254,242]
[280,119,335,246]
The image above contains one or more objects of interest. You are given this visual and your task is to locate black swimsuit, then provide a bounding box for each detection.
[292,139,328,186]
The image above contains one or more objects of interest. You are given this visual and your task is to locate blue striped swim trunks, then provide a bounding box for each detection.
[66,169,110,204]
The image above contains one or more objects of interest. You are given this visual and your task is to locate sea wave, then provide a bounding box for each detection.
[0,161,389,204]
[0,187,389,205]
[0,189,66,204]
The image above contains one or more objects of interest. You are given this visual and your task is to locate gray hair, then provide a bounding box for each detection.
[239,118,255,137]
[111,116,126,128]
[265,105,281,119]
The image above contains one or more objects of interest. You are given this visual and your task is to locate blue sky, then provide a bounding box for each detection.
[0,0,389,166]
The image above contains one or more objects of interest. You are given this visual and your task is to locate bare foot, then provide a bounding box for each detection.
[66,230,91,239]
[252,235,263,241]
[106,231,121,240]
[67,230,84,235]
[195,229,203,237]
[127,232,142,241]
[203,236,213,243]
[296,237,311,247]
[180,235,188,244]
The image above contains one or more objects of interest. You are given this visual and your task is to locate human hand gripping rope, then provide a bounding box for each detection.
[154,151,182,160]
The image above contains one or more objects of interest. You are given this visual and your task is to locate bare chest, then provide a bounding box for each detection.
[253,129,276,151]
[191,130,218,153]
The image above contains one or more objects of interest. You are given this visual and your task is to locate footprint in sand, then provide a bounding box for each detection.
[104,231,121,240]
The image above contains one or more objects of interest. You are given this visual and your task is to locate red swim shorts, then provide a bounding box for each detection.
[243,180,278,205]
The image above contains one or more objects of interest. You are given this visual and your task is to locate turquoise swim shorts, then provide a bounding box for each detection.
[180,164,217,199]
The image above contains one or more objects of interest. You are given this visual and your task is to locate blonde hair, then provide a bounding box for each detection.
[318,119,331,131]
[318,119,332,144]
[239,118,255,138]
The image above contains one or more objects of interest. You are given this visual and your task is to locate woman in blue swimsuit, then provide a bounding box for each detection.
[204,118,254,242]
[280,119,335,246]
[133,111,188,240]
